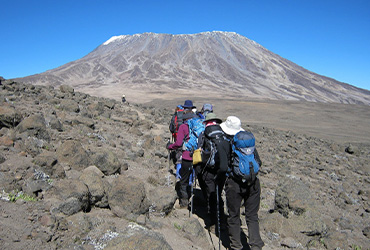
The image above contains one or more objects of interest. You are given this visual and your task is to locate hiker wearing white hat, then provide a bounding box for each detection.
[220,116,265,250]
[220,116,244,135]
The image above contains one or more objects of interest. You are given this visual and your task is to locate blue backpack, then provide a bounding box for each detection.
[183,117,205,151]
[231,131,259,183]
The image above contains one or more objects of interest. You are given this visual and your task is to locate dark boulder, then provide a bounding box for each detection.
[92,149,121,175]
[108,175,149,221]
[45,179,90,216]
[16,114,50,141]
[148,186,177,215]
[79,166,109,208]
[56,140,91,170]
[0,105,23,129]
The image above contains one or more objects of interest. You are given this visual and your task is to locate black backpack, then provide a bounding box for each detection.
[169,108,184,135]
[201,126,227,169]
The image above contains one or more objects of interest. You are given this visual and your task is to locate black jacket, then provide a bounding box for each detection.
[198,124,230,176]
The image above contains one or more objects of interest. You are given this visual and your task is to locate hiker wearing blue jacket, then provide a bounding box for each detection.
[220,116,264,250]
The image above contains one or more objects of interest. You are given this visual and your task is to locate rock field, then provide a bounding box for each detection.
[0,77,369,249]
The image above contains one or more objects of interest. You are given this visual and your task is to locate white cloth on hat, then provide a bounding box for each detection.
[220,116,244,135]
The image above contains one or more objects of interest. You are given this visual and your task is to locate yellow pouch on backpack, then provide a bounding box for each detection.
[192,148,202,165]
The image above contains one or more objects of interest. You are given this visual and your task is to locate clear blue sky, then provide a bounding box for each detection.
[1,0,369,90]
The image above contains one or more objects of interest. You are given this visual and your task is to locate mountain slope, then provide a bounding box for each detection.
[16,31,370,105]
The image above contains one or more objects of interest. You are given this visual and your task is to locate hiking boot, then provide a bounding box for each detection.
[174,199,189,210]
[206,224,223,236]
[206,224,217,234]
[179,199,189,208]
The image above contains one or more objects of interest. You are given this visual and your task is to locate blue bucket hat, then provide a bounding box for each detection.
[183,100,195,109]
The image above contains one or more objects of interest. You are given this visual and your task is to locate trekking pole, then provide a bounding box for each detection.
[191,168,197,217]
[189,167,195,217]
[167,150,171,173]
[167,139,171,173]
[216,183,221,250]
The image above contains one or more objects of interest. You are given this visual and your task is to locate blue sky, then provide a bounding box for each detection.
[1,0,369,91]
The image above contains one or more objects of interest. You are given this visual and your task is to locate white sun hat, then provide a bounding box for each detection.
[220,116,244,135]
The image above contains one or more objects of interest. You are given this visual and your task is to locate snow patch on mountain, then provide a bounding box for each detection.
[103,35,127,45]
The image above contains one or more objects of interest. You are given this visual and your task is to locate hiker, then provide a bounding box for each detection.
[168,104,185,180]
[121,94,126,103]
[168,100,197,179]
[197,103,213,119]
[167,110,195,208]
[196,112,229,233]
[220,116,264,250]
[183,99,196,112]
[169,105,184,141]
[169,100,196,140]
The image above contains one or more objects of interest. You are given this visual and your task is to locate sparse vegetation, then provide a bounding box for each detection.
[147,176,158,186]
[174,223,182,230]
[8,190,37,202]
[260,202,269,209]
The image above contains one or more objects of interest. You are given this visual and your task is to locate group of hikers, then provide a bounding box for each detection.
[166,100,264,250]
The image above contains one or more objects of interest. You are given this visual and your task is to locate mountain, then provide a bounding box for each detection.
[16,31,370,105]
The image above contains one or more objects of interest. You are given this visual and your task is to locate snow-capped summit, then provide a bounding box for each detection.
[103,35,127,45]
[16,31,370,105]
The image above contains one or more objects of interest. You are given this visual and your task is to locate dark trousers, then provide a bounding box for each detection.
[225,177,264,250]
[177,159,192,202]
[195,164,207,200]
[197,167,225,226]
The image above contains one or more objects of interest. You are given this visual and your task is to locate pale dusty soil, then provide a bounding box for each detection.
[80,86,370,144]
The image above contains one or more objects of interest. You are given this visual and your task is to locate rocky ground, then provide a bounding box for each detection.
[0,77,369,250]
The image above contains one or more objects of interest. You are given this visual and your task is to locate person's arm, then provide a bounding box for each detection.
[168,124,187,150]
[197,132,205,148]
[254,148,262,167]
